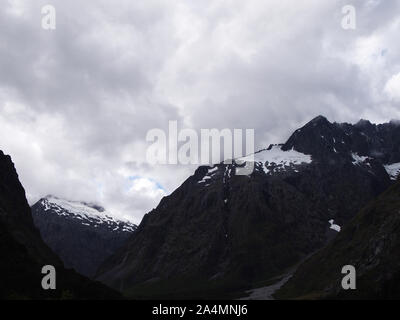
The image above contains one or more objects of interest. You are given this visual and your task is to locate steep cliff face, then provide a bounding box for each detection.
[96,116,398,298]
[0,151,59,268]
[276,179,400,300]
[32,196,137,278]
[0,150,120,299]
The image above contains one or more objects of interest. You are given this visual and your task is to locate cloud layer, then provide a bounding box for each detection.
[1,0,399,223]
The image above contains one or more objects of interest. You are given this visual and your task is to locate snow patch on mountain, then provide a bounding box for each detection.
[329,219,341,232]
[40,196,136,232]
[351,153,370,166]
[241,145,312,175]
[384,163,400,180]
[198,166,220,186]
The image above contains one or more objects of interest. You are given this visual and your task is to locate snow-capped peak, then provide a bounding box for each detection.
[39,196,136,232]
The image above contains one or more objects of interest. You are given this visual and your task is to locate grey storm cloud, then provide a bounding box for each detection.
[0,0,400,223]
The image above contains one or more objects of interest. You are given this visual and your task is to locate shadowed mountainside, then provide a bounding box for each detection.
[276,179,400,300]
[96,116,399,298]
[0,150,120,299]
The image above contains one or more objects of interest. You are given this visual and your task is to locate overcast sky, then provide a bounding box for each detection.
[1,0,400,223]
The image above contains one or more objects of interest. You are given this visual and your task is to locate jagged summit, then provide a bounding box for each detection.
[355,119,373,127]
[280,116,400,166]
[281,115,349,155]
[309,115,329,124]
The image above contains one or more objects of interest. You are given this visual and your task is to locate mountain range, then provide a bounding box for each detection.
[1,115,400,299]
[95,116,400,298]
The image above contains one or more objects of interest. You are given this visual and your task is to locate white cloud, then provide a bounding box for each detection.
[385,72,400,101]
[1,0,400,224]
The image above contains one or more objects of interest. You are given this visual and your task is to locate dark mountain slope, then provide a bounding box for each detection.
[0,152,56,265]
[0,150,120,299]
[96,116,397,298]
[276,179,400,300]
[283,116,400,164]
[32,196,136,278]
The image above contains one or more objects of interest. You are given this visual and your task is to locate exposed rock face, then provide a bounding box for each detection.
[96,116,399,298]
[0,150,120,299]
[283,116,400,165]
[276,180,400,300]
[31,196,137,278]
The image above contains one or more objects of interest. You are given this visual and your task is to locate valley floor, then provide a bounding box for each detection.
[238,251,317,300]
[239,274,293,300]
